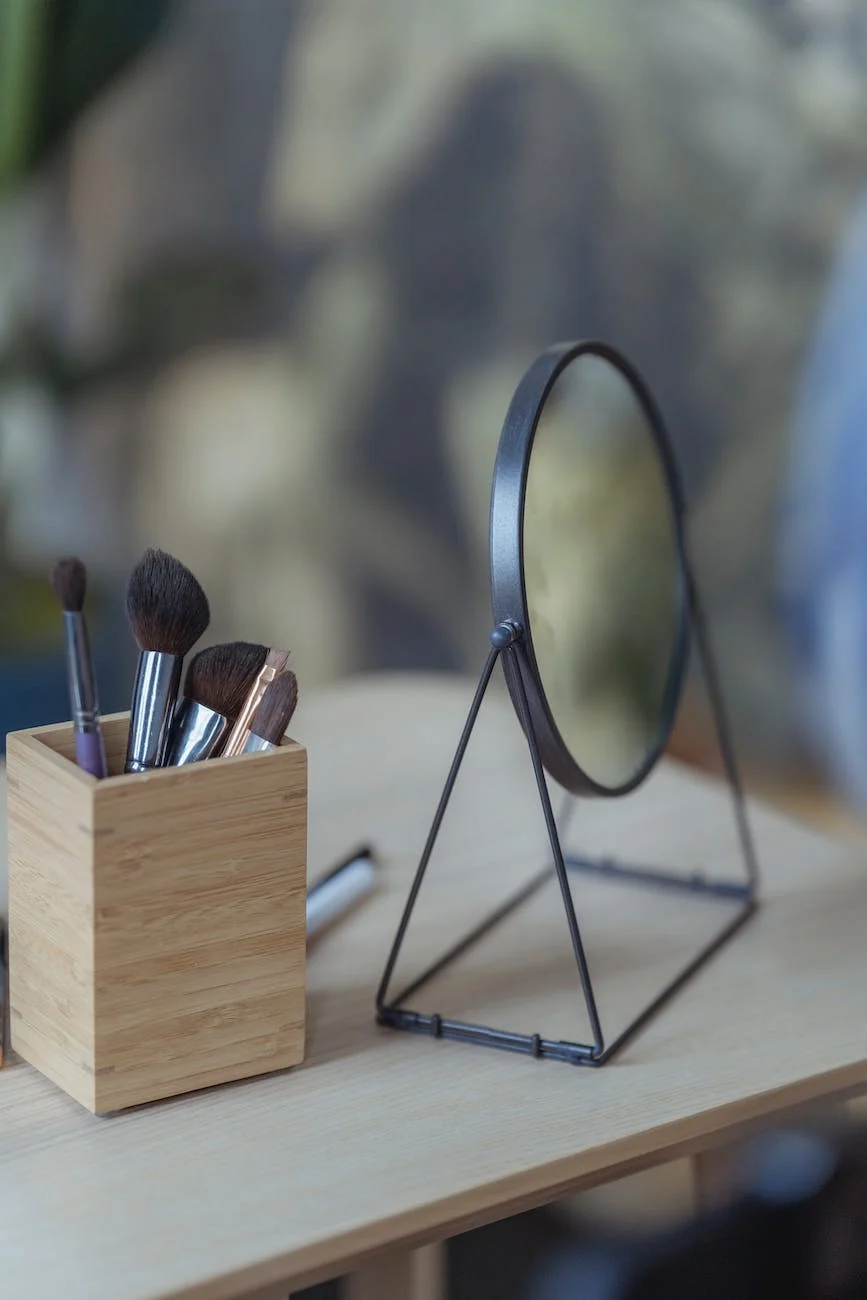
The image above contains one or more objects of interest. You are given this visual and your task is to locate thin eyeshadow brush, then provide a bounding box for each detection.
[222,647,290,755]
[50,557,108,778]
[165,641,267,765]
[124,548,210,773]
[242,671,299,753]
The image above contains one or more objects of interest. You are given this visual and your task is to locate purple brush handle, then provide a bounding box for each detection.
[75,729,108,779]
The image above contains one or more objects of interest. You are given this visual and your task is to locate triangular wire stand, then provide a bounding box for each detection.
[376,570,760,1066]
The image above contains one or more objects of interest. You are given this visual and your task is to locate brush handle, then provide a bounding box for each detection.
[165,698,229,765]
[125,651,183,773]
[241,732,278,754]
[222,662,280,756]
[63,611,107,779]
[75,729,108,779]
[306,849,377,941]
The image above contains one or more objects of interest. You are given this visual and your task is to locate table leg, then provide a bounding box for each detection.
[345,1242,445,1300]
[691,1146,738,1212]
[413,1243,446,1300]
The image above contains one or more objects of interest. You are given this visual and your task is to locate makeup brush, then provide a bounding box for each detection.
[307,846,379,943]
[222,646,291,755]
[164,641,268,765]
[242,670,299,753]
[124,548,210,773]
[50,557,108,779]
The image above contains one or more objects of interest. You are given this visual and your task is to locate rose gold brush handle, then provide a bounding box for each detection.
[222,648,290,755]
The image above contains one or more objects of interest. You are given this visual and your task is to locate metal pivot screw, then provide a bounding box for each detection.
[489,620,521,649]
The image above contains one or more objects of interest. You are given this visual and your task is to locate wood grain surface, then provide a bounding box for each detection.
[1,673,867,1298]
[7,715,307,1112]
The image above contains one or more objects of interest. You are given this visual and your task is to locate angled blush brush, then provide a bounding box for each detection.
[124,548,210,772]
[165,641,267,765]
[50,557,108,779]
[242,670,299,753]
[222,646,291,756]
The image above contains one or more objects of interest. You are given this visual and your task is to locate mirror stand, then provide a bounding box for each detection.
[376,572,760,1067]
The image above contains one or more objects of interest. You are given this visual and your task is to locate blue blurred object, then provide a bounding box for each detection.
[0,649,78,740]
[0,606,131,753]
[780,186,867,807]
[531,1247,627,1300]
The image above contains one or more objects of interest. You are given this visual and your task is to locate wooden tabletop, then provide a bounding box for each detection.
[3,672,867,1299]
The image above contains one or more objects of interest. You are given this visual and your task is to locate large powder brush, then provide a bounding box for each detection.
[124,548,210,772]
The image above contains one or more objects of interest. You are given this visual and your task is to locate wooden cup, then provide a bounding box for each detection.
[5,712,307,1113]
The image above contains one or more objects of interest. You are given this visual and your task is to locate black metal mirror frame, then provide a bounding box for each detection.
[491,340,690,797]
[376,341,760,1067]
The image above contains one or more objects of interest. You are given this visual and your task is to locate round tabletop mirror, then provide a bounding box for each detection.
[490,341,689,797]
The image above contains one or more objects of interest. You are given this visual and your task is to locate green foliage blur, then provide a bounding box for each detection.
[0,0,170,189]
[0,0,170,663]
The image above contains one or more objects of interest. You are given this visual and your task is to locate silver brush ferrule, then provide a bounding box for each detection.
[164,697,229,766]
[125,651,183,773]
[63,610,100,730]
[241,732,278,754]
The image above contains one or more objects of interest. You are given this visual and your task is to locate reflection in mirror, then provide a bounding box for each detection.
[522,352,683,790]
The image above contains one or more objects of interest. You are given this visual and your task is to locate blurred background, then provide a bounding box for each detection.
[3,0,867,824]
[5,0,867,824]
[5,3,867,1294]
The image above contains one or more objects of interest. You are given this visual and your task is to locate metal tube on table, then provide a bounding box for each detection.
[307,847,378,942]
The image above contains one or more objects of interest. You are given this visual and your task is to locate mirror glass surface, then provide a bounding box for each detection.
[521,351,683,790]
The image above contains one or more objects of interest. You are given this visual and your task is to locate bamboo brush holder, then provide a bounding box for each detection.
[5,711,307,1114]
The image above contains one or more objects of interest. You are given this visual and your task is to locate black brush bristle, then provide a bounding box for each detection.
[251,670,298,745]
[184,641,268,719]
[125,548,210,655]
[50,557,87,612]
